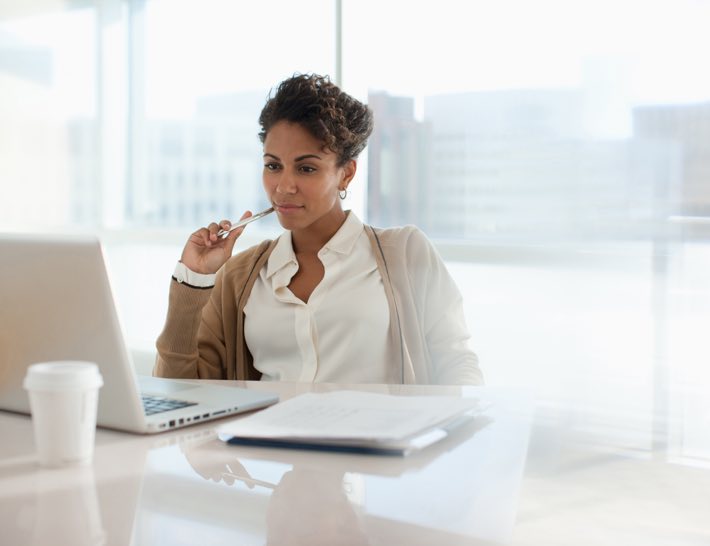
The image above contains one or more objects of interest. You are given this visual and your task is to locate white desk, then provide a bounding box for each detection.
[1,381,709,545]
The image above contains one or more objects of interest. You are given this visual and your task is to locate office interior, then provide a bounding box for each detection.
[1,1,710,544]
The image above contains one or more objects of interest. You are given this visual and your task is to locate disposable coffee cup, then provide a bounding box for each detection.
[23,361,104,467]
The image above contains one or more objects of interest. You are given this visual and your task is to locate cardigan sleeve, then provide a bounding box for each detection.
[404,228,484,385]
[153,272,229,380]
[153,241,273,380]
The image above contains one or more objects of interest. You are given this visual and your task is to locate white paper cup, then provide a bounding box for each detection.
[23,361,104,467]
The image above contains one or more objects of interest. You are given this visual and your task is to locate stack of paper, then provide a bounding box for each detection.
[217,390,487,456]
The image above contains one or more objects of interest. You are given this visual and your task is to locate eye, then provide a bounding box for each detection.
[299,165,316,174]
[264,162,281,171]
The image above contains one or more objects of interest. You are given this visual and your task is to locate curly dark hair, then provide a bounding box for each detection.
[258,74,374,166]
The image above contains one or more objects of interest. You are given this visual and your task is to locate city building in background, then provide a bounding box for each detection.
[2,2,709,245]
[66,86,706,243]
[1,24,92,229]
[128,91,272,229]
[633,102,710,239]
[366,87,699,242]
[67,91,277,231]
[366,92,431,230]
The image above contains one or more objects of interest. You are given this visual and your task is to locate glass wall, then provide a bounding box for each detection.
[0,0,334,234]
[344,0,710,243]
[0,5,98,230]
[2,1,709,456]
[129,0,334,231]
[338,0,710,461]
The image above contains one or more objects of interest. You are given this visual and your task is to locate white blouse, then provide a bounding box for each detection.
[243,212,391,383]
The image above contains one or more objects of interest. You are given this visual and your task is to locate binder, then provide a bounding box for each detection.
[218,390,489,456]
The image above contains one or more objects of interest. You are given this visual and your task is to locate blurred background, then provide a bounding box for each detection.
[2,0,709,462]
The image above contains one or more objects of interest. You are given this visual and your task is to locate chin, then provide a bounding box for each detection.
[275,215,305,231]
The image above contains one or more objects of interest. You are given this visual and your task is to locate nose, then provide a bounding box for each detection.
[275,171,297,195]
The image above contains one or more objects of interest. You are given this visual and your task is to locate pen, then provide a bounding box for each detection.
[217,207,275,238]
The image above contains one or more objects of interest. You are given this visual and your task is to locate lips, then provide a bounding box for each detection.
[274,203,303,213]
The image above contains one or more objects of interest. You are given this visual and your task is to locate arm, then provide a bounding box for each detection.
[406,229,484,385]
[154,278,224,379]
[153,212,252,379]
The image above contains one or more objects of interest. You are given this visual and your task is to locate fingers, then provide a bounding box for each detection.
[207,221,221,246]
[220,213,251,258]
[190,211,253,248]
[181,212,254,273]
[202,220,232,247]
[221,211,253,240]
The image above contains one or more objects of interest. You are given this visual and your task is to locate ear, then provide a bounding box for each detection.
[340,159,357,189]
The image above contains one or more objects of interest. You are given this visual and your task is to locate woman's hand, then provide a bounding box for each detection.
[180,211,252,274]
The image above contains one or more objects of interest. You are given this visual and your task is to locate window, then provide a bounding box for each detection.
[0,6,97,230]
[130,0,334,229]
[344,0,710,243]
[2,0,709,461]
[341,0,709,459]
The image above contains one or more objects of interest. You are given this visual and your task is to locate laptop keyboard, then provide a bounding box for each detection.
[142,394,198,416]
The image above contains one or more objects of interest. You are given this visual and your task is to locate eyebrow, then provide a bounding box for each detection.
[263,153,323,162]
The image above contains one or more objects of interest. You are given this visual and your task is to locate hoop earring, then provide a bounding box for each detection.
[338,188,347,200]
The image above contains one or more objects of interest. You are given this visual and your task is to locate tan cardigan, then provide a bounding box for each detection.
[154,225,483,385]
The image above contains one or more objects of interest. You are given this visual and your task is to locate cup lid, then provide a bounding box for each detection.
[23,361,104,391]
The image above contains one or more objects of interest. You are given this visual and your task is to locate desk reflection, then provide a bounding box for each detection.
[267,467,370,546]
[1,385,530,546]
[182,435,371,545]
[175,402,516,546]
[6,381,710,545]
[31,466,106,546]
[0,465,106,546]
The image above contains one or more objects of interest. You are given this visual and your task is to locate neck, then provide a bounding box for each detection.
[291,209,348,254]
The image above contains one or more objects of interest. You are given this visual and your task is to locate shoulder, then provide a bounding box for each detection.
[368,224,427,246]
[367,224,436,257]
[367,225,447,286]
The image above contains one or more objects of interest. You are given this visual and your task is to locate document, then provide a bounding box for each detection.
[218,391,487,455]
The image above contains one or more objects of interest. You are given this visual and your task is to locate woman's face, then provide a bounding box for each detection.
[262,121,355,235]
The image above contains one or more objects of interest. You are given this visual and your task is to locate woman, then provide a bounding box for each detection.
[154,73,482,385]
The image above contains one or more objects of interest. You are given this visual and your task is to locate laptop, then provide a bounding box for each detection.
[0,234,278,434]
